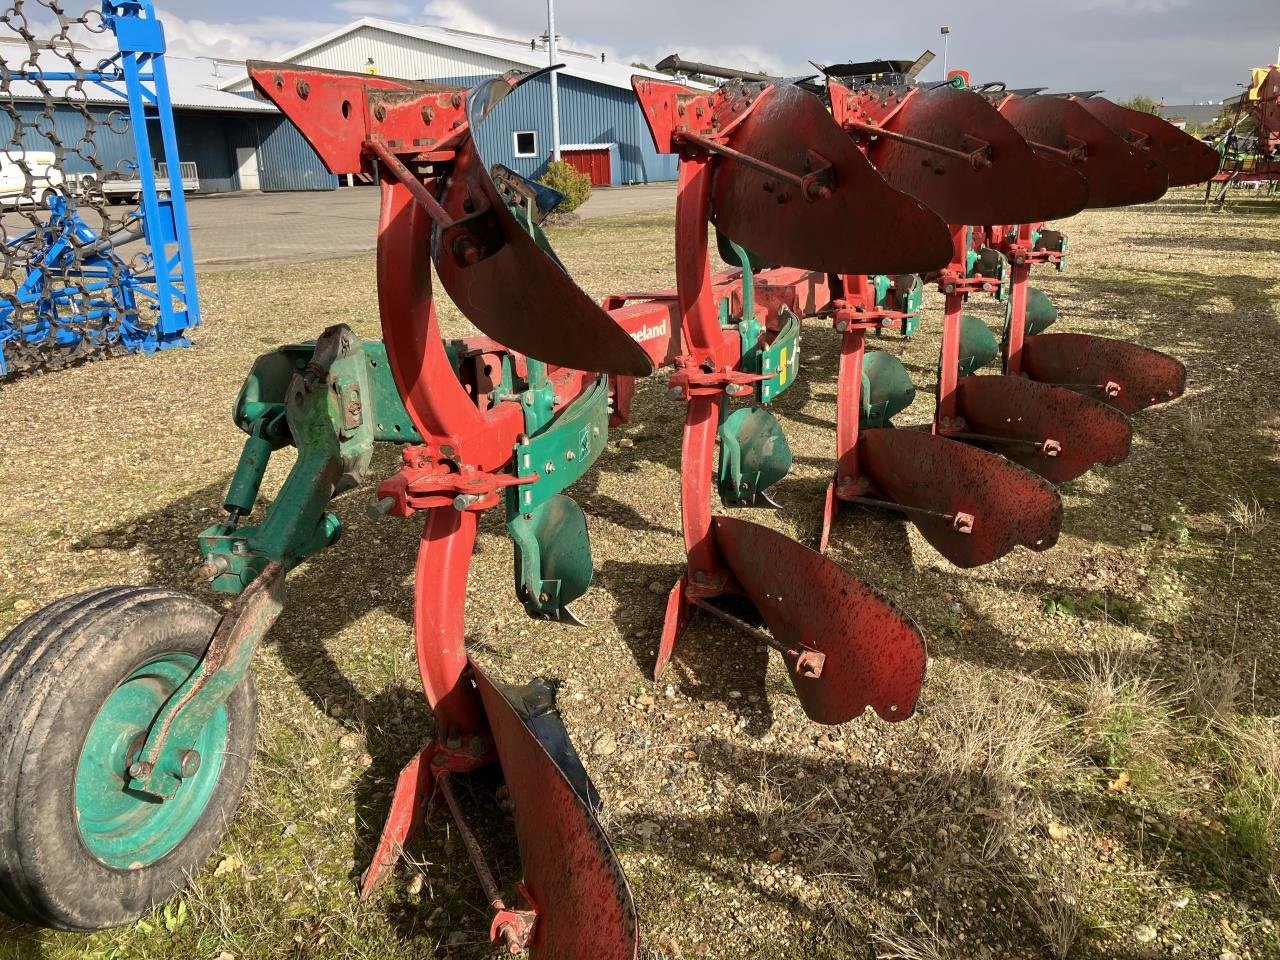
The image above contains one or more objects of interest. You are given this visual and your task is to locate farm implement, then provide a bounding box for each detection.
[1209,63,1280,205]
[0,52,1197,958]
[0,195,170,377]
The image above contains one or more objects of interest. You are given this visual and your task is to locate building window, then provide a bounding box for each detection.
[513,131,537,158]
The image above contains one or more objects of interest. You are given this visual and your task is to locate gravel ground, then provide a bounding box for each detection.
[0,189,1278,960]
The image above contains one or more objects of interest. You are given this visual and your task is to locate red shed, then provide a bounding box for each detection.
[560,143,614,187]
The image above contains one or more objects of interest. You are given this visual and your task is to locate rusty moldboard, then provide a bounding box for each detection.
[864,85,1089,224]
[712,515,927,724]
[857,428,1063,567]
[1020,332,1188,414]
[712,85,953,275]
[953,374,1133,483]
[997,95,1169,208]
[473,663,639,960]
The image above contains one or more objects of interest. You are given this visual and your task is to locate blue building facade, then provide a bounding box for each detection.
[455,73,678,186]
[1,101,336,194]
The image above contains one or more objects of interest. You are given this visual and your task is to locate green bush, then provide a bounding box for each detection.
[539,160,591,214]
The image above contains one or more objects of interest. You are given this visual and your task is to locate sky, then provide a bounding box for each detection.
[144,0,1279,105]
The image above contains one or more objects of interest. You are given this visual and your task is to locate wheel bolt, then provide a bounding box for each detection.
[179,750,201,778]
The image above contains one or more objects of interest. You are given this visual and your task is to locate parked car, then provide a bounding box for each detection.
[0,150,63,208]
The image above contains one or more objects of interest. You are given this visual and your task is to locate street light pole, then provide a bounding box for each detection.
[547,0,561,163]
[941,25,951,81]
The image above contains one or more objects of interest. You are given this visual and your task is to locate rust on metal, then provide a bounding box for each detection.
[844,84,1090,224]
[473,664,639,960]
[1020,332,1187,414]
[857,428,1063,567]
[952,375,1133,483]
[712,84,953,275]
[432,135,654,378]
[712,516,927,724]
[996,94,1169,208]
[1075,97,1221,187]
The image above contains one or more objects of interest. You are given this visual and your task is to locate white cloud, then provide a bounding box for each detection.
[418,0,502,35]
[157,12,340,62]
[334,0,411,17]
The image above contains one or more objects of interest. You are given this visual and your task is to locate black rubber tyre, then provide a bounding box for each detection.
[0,587,257,930]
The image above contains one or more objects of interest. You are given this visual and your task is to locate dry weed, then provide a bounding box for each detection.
[1224,494,1268,538]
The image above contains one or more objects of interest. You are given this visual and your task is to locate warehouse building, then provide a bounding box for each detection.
[0,52,336,195]
[220,18,696,186]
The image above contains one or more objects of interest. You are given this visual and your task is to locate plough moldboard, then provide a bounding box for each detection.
[0,52,1206,955]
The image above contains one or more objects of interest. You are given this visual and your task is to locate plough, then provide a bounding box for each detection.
[0,54,1199,957]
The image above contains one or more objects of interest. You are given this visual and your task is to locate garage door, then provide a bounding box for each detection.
[561,145,612,187]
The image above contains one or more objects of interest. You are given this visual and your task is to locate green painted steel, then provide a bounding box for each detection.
[754,310,801,404]
[861,350,916,427]
[507,375,610,517]
[75,654,227,869]
[509,494,594,620]
[201,327,415,593]
[1031,227,1069,271]
[957,314,1000,377]
[715,228,775,272]
[871,274,924,336]
[505,375,610,619]
[717,405,793,507]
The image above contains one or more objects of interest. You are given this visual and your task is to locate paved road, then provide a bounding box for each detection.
[186,182,676,272]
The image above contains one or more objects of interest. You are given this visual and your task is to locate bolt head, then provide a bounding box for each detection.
[179,750,201,778]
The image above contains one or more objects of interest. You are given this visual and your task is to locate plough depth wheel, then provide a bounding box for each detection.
[0,588,256,930]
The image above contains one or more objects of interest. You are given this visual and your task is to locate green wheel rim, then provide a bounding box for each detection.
[74,653,228,869]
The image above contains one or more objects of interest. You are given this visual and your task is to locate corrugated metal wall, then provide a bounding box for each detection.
[255,116,338,192]
[271,24,515,85]
[0,102,335,194]
[255,24,679,184]
[0,103,136,176]
[439,73,677,184]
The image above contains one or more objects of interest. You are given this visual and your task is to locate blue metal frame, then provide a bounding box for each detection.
[1,0,199,371]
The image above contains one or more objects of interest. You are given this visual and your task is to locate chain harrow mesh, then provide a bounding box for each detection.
[0,0,159,377]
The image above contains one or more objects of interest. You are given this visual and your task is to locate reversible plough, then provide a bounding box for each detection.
[0,53,1208,956]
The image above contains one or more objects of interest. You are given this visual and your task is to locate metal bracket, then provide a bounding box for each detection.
[129,563,285,798]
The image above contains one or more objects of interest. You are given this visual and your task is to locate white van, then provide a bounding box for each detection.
[0,151,64,207]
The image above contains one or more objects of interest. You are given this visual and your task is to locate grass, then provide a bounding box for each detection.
[2,189,1280,958]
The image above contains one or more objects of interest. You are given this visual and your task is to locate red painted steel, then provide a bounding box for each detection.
[563,147,612,186]
[713,517,926,723]
[710,84,953,274]
[1075,97,1221,187]
[830,80,1089,224]
[994,94,1169,208]
[248,61,468,174]
[1020,333,1187,414]
[434,136,652,377]
[857,429,1063,567]
[474,666,639,960]
[990,227,1185,415]
[954,375,1133,484]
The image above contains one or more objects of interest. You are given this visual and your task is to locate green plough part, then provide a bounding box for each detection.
[717,405,793,508]
[199,326,417,593]
[509,495,594,623]
[861,350,916,428]
[1004,286,1059,346]
[957,314,1000,377]
[506,374,611,620]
